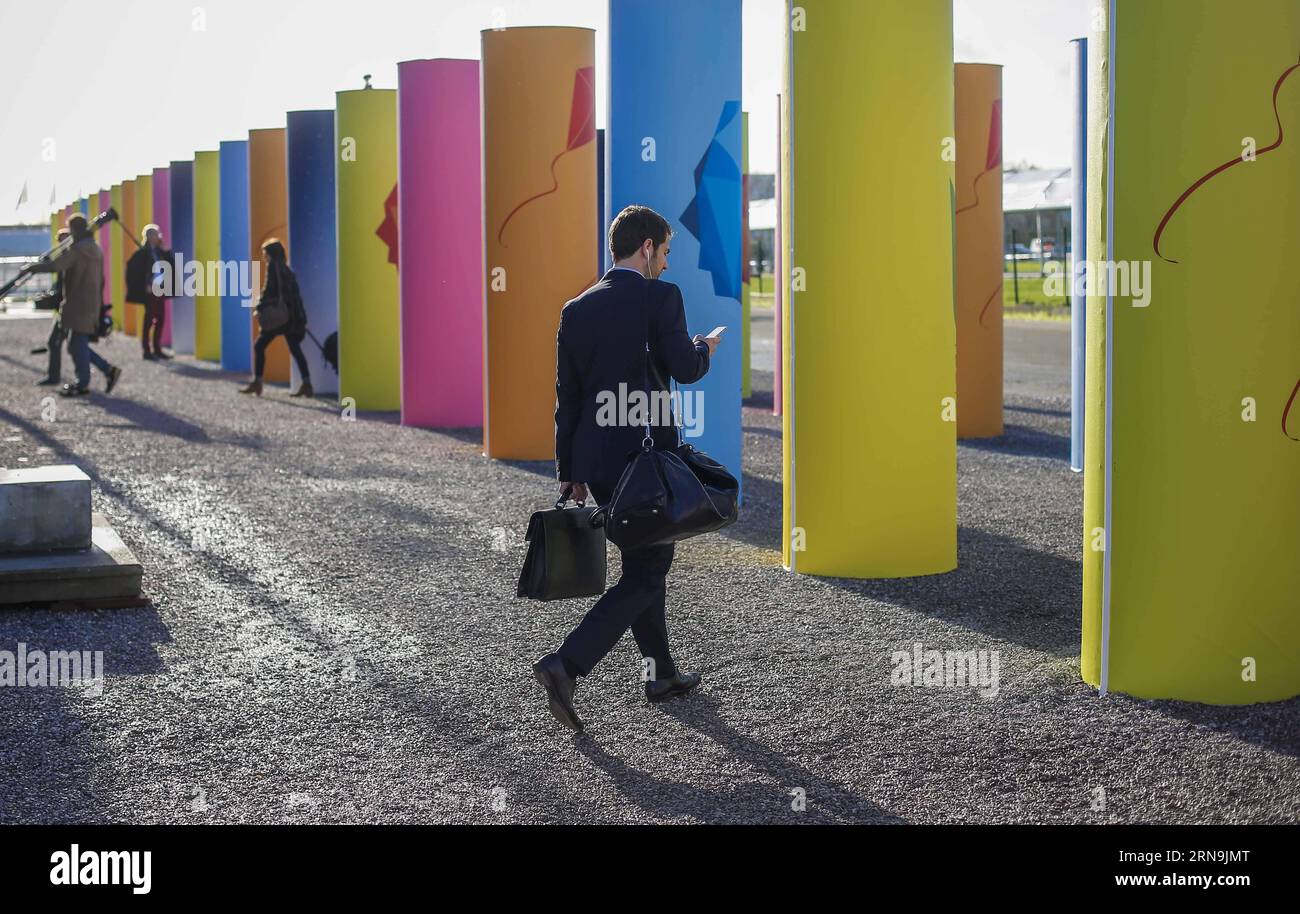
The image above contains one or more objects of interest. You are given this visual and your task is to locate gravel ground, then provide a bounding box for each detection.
[0,312,1295,824]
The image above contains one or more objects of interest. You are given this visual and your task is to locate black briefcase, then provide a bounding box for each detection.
[516,486,607,601]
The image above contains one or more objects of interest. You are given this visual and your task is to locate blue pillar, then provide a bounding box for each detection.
[219,139,251,373]
[287,109,339,395]
[169,160,195,354]
[607,0,744,495]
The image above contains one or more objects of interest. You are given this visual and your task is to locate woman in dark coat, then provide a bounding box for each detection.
[239,239,312,397]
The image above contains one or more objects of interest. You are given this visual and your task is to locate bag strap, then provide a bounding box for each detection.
[643,282,684,448]
[640,282,655,448]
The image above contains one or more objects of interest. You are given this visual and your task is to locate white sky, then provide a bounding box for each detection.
[2,0,1089,225]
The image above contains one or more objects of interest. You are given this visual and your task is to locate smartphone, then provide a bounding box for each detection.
[705,325,727,339]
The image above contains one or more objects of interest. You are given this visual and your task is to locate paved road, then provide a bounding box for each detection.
[0,314,1295,823]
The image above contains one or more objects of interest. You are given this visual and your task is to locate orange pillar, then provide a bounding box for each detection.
[481,27,597,459]
[954,63,1004,438]
[249,127,291,383]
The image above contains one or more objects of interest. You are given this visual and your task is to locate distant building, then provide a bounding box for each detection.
[1003,167,1072,257]
[0,225,57,300]
[0,225,50,257]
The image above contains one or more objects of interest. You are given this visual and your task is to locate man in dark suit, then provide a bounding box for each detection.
[124,224,173,360]
[534,205,722,733]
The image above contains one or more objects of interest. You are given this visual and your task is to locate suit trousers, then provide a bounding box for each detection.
[141,296,166,355]
[558,479,678,681]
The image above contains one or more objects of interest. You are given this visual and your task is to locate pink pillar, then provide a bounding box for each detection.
[97,190,111,305]
[152,166,173,347]
[397,58,483,428]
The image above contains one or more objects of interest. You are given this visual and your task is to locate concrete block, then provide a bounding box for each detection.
[0,465,92,553]
[0,514,142,605]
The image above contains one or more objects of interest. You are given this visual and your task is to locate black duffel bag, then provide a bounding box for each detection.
[593,437,738,551]
[516,485,607,601]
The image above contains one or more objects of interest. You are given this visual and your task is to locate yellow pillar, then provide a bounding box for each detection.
[193,150,222,362]
[336,88,400,410]
[781,0,956,577]
[1082,0,1300,703]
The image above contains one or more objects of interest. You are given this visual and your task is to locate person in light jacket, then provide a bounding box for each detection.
[27,215,121,397]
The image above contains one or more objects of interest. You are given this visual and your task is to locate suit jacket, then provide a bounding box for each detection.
[125,245,173,303]
[555,268,711,491]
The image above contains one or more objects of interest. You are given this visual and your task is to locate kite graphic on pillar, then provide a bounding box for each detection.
[497,66,595,246]
[680,101,742,300]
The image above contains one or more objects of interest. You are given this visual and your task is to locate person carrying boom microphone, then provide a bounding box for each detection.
[27,214,123,397]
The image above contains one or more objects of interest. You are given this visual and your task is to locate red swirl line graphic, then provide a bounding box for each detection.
[956,166,996,216]
[977,284,1001,327]
[1152,55,1300,264]
[1283,377,1300,441]
[497,149,571,246]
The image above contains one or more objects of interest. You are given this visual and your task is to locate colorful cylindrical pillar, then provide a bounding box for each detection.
[219,139,251,373]
[109,184,124,330]
[1081,0,1300,703]
[169,160,195,355]
[774,93,783,418]
[1069,38,1087,473]
[336,86,400,411]
[607,1,741,478]
[397,58,483,428]
[782,0,956,577]
[596,127,606,271]
[97,190,111,307]
[483,26,597,459]
[954,62,1004,439]
[134,173,153,340]
[151,166,172,348]
[248,127,290,383]
[193,150,222,362]
[741,110,751,401]
[286,109,338,395]
[120,179,138,335]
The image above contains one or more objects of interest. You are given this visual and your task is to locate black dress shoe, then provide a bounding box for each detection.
[36,377,60,386]
[105,366,122,394]
[155,351,173,360]
[646,671,702,703]
[58,384,89,398]
[532,653,584,733]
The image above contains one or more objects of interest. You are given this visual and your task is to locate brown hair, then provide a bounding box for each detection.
[608,205,671,261]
